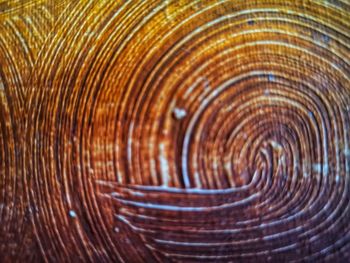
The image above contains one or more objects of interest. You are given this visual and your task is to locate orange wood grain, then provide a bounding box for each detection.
[0,0,349,262]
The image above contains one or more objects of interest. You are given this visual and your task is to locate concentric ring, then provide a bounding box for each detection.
[26,0,350,261]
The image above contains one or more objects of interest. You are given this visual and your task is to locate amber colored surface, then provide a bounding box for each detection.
[0,0,350,262]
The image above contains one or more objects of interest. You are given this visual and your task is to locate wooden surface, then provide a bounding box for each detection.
[0,0,350,262]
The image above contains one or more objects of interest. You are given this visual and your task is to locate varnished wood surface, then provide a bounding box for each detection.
[0,0,350,262]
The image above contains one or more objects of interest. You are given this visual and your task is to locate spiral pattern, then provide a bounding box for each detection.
[0,0,349,261]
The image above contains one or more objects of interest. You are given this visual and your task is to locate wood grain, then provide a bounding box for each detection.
[0,0,349,262]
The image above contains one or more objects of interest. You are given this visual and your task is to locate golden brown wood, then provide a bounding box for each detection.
[0,0,349,262]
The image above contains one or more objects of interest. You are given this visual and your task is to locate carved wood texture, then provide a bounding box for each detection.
[0,0,349,262]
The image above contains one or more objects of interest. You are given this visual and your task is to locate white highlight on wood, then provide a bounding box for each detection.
[173,107,187,120]
[159,143,170,187]
[69,210,77,218]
